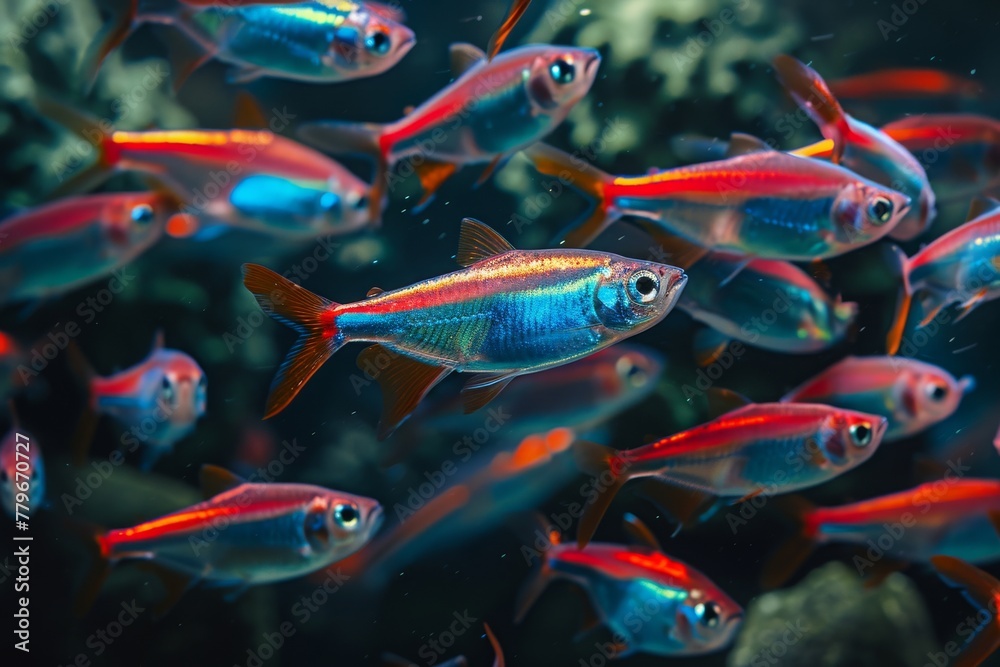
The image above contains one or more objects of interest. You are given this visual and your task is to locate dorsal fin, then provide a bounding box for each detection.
[366,287,384,298]
[966,196,1000,222]
[199,465,247,499]
[725,132,774,157]
[623,513,662,551]
[707,387,753,419]
[151,329,165,351]
[233,91,269,129]
[486,0,532,61]
[449,43,486,78]
[457,218,515,267]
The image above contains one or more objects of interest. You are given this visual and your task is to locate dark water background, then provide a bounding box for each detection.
[2,0,1000,665]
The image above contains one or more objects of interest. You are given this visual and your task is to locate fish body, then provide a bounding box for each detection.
[782,356,973,441]
[886,200,1000,353]
[774,55,935,241]
[242,219,686,437]
[95,467,382,591]
[519,518,742,658]
[76,333,206,469]
[523,142,910,254]
[90,0,414,87]
[299,44,601,219]
[0,425,44,519]
[0,192,174,303]
[680,253,857,355]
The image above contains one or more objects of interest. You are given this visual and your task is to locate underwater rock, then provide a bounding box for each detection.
[727,562,937,667]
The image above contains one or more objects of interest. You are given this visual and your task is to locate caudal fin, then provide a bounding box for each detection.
[521,143,617,247]
[931,556,1000,667]
[772,55,850,164]
[573,440,630,547]
[79,0,139,93]
[34,91,116,197]
[759,495,817,590]
[296,121,387,225]
[67,519,112,617]
[884,244,913,355]
[241,264,342,419]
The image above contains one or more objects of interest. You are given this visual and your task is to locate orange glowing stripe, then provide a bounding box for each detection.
[122,505,241,539]
[112,129,276,147]
[619,552,689,579]
[792,139,835,159]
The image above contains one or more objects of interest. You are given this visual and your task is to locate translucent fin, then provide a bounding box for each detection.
[486,0,532,61]
[449,43,486,77]
[461,373,515,413]
[772,55,849,164]
[357,344,452,440]
[199,464,247,499]
[456,218,516,266]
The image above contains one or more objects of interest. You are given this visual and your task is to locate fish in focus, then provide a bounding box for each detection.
[931,556,1000,667]
[0,191,181,305]
[522,139,911,254]
[70,332,207,470]
[886,198,1000,355]
[575,401,887,547]
[773,55,936,241]
[298,42,601,221]
[38,95,378,238]
[242,218,686,438]
[677,252,858,362]
[781,356,974,441]
[516,513,743,658]
[1,406,45,519]
[79,465,383,614]
[85,0,415,89]
[763,478,1000,589]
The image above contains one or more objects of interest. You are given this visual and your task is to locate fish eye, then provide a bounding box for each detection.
[334,503,360,529]
[620,360,647,386]
[926,383,948,402]
[131,204,155,225]
[867,196,894,225]
[696,602,722,628]
[627,270,660,305]
[354,195,369,211]
[849,422,872,446]
[365,30,391,55]
[549,59,575,84]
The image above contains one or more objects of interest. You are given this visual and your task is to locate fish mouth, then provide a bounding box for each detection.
[583,50,601,80]
[368,505,385,534]
[397,32,417,56]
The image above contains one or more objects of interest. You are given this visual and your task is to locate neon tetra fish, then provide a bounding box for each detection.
[242,218,686,438]
[1,406,45,520]
[574,401,887,547]
[516,514,743,658]
[773,55,936,241]
[299,42,601,221]
[763,478,1000,589]
[782,356,974,442]
[886,198,1000,355]
[0,191,182,305]
[828,68,983,101]
[70,332,207,470]
[85,0,415,89]
[80,465,382,615]
[38,95,377,237]
[522,139,910,253]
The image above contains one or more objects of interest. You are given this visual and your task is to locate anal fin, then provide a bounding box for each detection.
[461,373,515,413]
[357,345,451,440]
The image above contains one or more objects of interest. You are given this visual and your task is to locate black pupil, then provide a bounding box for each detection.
[930,385,947,401]
[635,276,656,296]
[368,32,389,53]
[874,199,891,220]
[551,60,574,84]
[339,505,357,522]
[702,604,720,625]
[854,425,870,441]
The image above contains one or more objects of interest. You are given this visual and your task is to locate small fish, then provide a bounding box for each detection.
[763,479,1000,589]
[880,114,1000,203]
[521,139,911,255]
[828,68,983,101]
[298,42,601,221]
[575,401,887,546]
[516,514,743,658]
[85,0,415,89]
[0,191,181,305]
[774,55,936,241]
[931,556,1000,667]
[782,356,974,441]
[1,406,45,520]
[678,252,857,361]
[38,95,377,237]
[70,332,207,470]
[886,198,1000,355]
[242,218,686,438]
[79,465,382,615]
